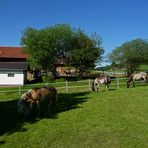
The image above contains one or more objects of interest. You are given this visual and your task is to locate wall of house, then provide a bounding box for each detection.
[0,70,25,85]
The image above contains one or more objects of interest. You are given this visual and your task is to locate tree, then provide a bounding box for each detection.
[21,24,104,75]
[21,24,74,75]
[69,30,104,71]
[109,39,148,75]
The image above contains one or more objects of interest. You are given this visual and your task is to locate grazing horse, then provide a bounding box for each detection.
[31,86,57,116]
[92,75,111,92]
[127,72,148,88]
[17,86,57,118]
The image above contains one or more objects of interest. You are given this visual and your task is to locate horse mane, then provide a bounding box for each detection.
[32,87,40,91]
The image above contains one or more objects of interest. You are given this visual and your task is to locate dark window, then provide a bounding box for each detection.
[8,73,15,77]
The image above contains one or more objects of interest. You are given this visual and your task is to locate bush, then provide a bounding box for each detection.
[42,76,55,83]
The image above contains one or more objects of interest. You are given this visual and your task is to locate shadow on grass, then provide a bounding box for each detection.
[0,91,90,137]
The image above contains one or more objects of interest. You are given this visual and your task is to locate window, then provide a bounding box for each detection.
[8,73,15,77]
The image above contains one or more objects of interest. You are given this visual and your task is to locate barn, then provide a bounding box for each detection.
[0,47,28,86]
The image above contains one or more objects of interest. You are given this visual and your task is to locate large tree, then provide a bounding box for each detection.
[69,30,104,71]
[109,39,148,75]
[21,24,73,73]
[21,24,104,75]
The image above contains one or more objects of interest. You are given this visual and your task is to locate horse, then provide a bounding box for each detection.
[17,86,57,118]
[31,86,57,116]
[92,75,111,92]
[127,72,148,88]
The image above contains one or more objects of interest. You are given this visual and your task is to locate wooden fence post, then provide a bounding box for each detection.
[88,79,91,91]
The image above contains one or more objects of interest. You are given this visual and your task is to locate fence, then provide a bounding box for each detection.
[0,78,146,95]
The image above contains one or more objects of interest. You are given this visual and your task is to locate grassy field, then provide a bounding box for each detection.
[138,64,148,71]
[0,86,148,148]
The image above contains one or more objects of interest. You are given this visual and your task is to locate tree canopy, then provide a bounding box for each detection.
[109,39,148,75]
[21,24,104,74]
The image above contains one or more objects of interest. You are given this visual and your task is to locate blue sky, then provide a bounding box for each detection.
[0,0,148,66]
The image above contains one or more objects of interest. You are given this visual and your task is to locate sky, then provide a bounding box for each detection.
[0,0,148,66]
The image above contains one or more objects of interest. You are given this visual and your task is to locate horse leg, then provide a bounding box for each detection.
[93,83,98,92]
[46,99,54,115]
[142,76,147,84]
[133,80,135,87]
[127,81,130,88]
[96,85,99,92]
[24,108,30,120]
[91,81,96,92]
[96,84,100,92]
[127,77,132,88]
[36,100,40,117]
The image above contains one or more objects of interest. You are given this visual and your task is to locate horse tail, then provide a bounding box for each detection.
[127,80,130,88]
[146,73,148,82]
[107,76,111,84]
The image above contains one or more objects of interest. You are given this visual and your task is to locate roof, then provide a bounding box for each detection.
[0,47,27,59]
[0,62,28,70]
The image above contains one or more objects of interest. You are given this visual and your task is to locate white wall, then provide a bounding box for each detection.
[0,71,24,85]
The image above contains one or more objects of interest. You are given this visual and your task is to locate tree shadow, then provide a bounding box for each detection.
[0,91,90,137]
[54,92,90,114]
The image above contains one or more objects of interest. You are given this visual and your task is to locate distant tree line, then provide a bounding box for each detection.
[109,39,148,75]
[21,24,104,76]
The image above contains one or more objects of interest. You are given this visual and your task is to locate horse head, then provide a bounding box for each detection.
[17,91,33,119]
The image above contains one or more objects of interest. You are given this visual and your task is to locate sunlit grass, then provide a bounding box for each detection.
[0,86,148,147]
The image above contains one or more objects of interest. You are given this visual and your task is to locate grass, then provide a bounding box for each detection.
[0,86,148,147]
[138,64,148,71]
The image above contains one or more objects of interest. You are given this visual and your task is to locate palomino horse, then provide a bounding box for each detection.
[127,72,148,88]
[17,86,57,118]
[92,75,111,92]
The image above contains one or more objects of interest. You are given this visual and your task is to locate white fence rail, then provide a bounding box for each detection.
[0,78,146,95]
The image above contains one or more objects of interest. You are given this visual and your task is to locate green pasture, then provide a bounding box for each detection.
[0,85,148,148]
[138,64,148,71]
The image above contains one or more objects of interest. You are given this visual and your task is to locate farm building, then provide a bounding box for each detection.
[0,47,28,85]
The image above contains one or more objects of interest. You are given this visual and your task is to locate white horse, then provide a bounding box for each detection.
[127,72,148,88]
[92,75,111,92]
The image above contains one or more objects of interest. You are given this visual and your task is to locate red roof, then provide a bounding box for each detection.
[0,47,28,59]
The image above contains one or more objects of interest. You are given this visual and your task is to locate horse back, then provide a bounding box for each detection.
[40,86,57,102]
[133,72,147,80]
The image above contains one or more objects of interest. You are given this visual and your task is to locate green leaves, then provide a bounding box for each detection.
[21,24,104,72]
[70,30,104,69]
[109,39,148,74]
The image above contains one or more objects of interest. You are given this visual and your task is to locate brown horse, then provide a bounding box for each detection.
[18,86,57,118]
[92,75,111,92]
[31,86,57,116]
[127,72,148,88]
